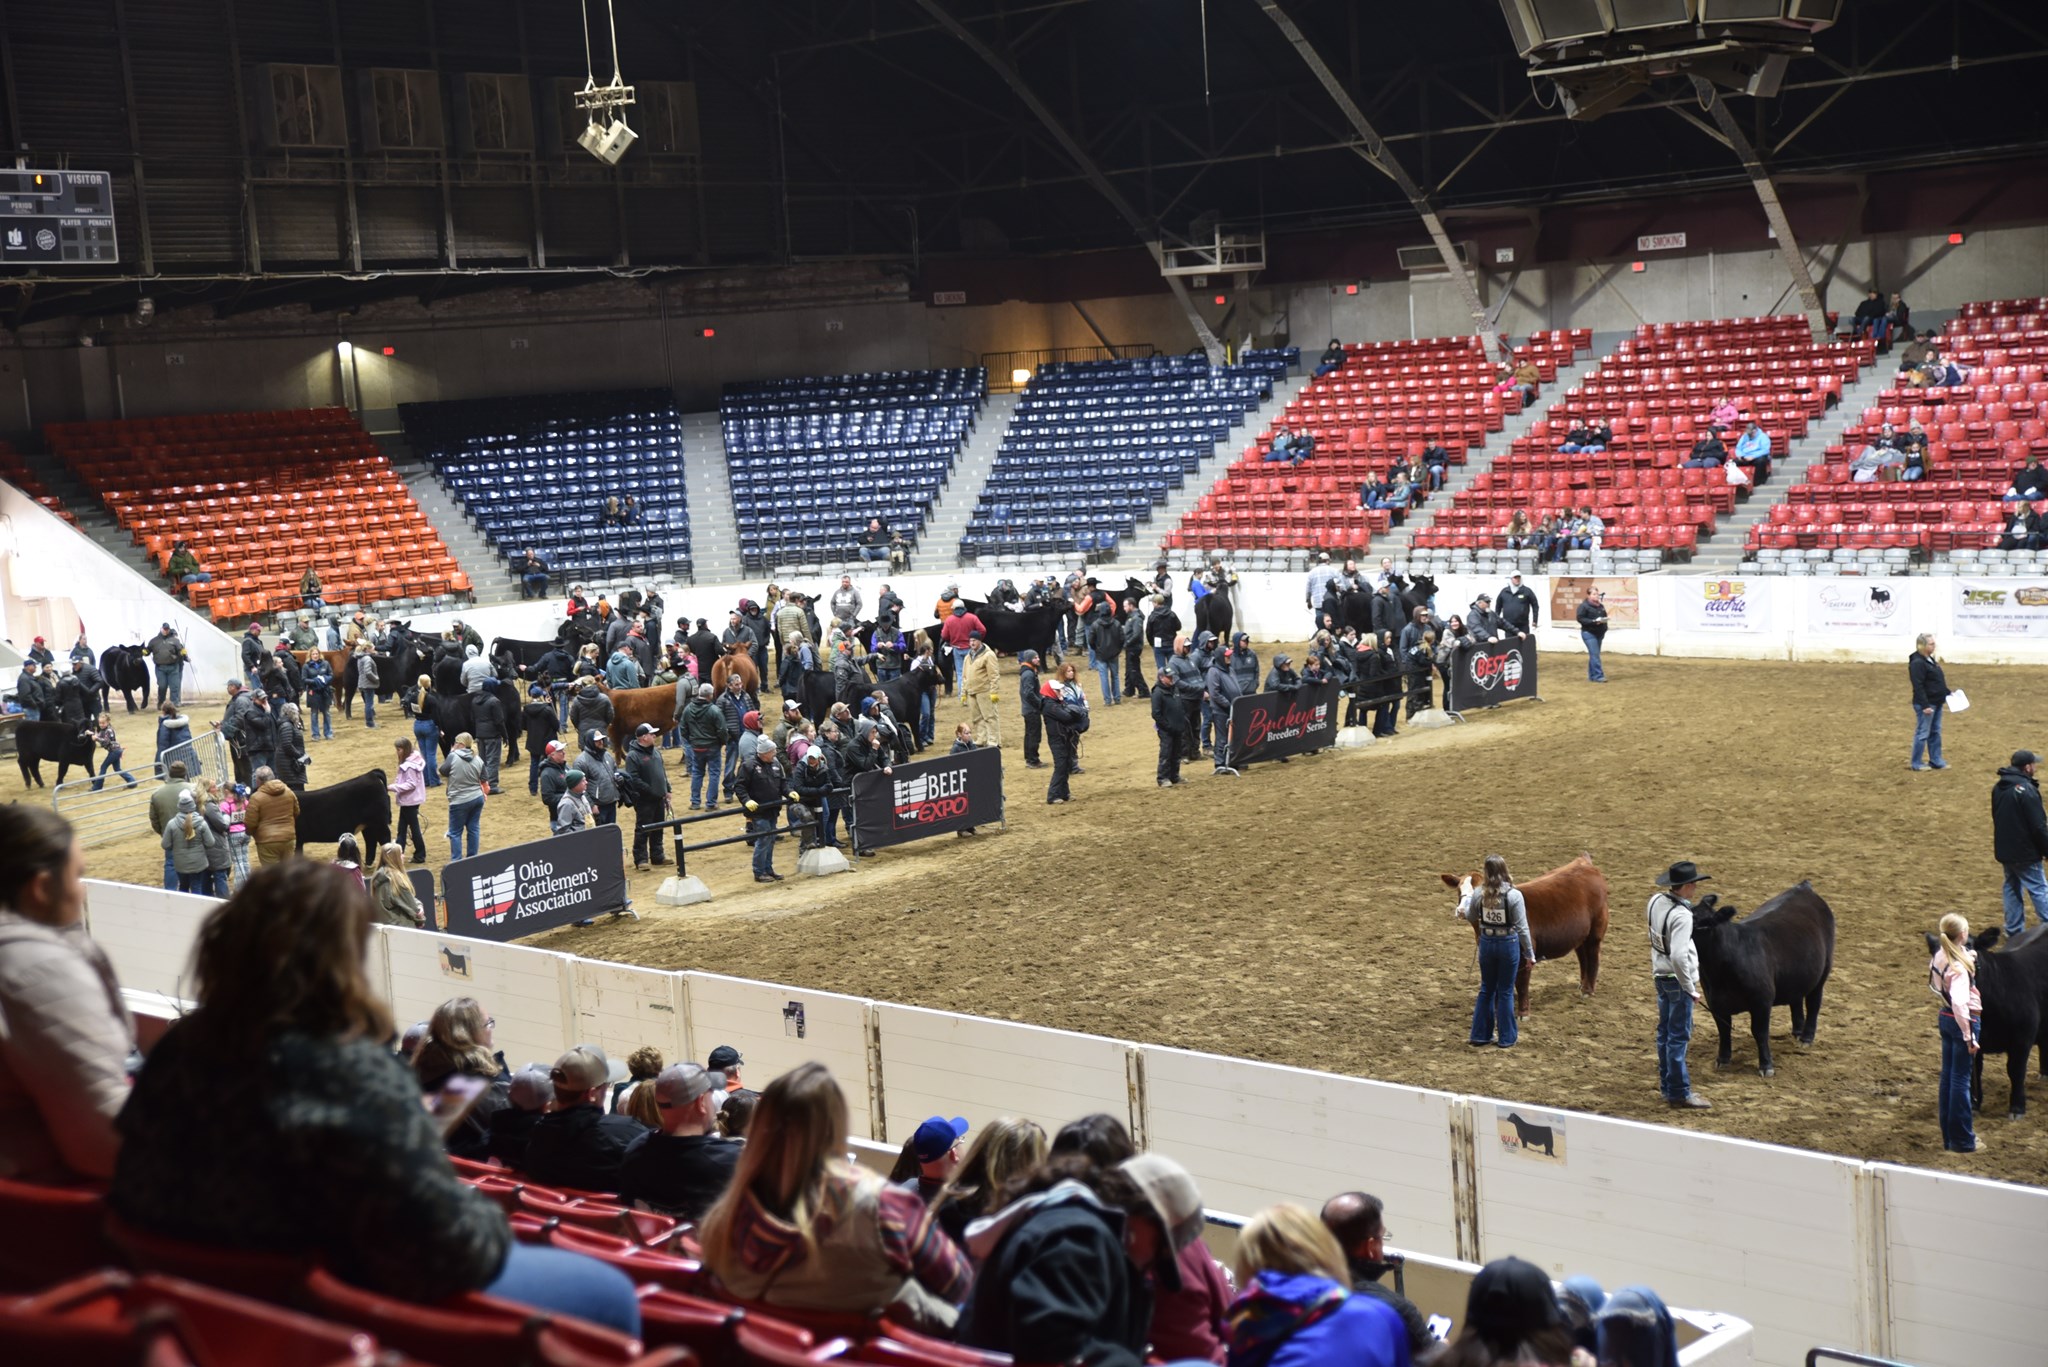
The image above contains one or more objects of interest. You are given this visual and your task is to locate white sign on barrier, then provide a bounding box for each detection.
[1672,576,1773,632]
[1954,579,2048,637]
[1807,579,1910,635]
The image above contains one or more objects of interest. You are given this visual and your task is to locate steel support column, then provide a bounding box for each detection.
[909,0,1225,365]
[1691,76,1830,341]
[1253,0,1504,361]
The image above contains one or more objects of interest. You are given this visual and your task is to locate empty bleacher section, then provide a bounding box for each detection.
[1414,316,1868,572]
[399,390,691,589]
[963,356,1270,561]
[722,368,984,573]
[1745,296,2048,575]
[44,408,468,622]
[0,441,71,525]
[1164,332,1588,556]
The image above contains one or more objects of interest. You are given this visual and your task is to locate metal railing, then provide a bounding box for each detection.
[983,344,1159,392]
[53,732,230,849]
[649,785,858,873]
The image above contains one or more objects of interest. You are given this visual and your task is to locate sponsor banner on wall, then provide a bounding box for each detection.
[440,824,628,943]
[1226,681,1342,763]
[1448,640,1539,711]
[1954,579,2048,637]
[1672,577,1772,632]
[1549,576,1641,630]
[1807,579,1910,635]
[850,745,1004,849]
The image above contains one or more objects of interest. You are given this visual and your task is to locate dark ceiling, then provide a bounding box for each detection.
[1,0,2044,325]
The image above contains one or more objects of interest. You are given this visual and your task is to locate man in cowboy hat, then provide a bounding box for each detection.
[1648,861,1711,1110]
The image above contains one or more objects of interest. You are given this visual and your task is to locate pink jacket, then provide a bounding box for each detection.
[391,751,427,808]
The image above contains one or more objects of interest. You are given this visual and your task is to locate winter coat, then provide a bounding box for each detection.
[391,750,427,808]
[162,811,221,875]
[568,685,614,739]
[958,1182,1150,1367]
[302,658,334,702]
[469,693,507,744]
[718,689,760,742]
[112,1022,510,1302]
[735,757,790,815]
[521,700,559,752]
[1152,680,1184,733]
[240,705,277,759]
[1017,664,1043,716]
[1908,651,1949,709]
[0,909,135,1183]
[1223,1271,1409,1367]
[272,718,307,787]
[573,748,619,805]
[146,632,185,669]
[1087,612,1123,663]
[356,653,381,693]
[620,743,670,814]
[244,780,299,845]
[460,650,494,694]
[1993,766,2048,866]
[537,756,570,812]
[444,748,487,807]
[962,646,1000,698]
[1227,645,1261,693]
[371,866,424,928]
[201,801,233,871]
[681,698,728,750]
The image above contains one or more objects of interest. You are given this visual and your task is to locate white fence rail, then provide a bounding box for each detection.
[84,879,2047,1367]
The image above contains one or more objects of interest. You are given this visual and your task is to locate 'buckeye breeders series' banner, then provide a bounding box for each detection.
[440,824,628,942]
[1226,681,1342,764]
[850,745,1004,850]
[1447,639,1539,711]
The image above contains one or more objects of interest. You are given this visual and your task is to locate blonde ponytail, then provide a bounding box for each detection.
[1937,912,1975,978]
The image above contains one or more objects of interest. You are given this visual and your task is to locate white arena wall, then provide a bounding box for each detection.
[0,480,239,687]
[376,564,2048,671]
[84,878,2048,1367]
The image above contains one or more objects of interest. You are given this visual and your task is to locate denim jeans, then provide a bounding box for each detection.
[311,704,333,739]
[721,741,741,795]
[1093,656,1118,706]
[447,798,483,861]
[528,749,544,794]
[749,816,778,876]
[1471,934,1521,1047]
[950,646,969,689]
[415,721,440,786]
[1911,705,1944,768]
[162,851,178,891]
[686,746,716,806]
[1655,976,1695,1101]
[1153,645,1172,679]
[92,751,136,790]
[1937,1012,1978,1152]
[1582,629,1606,681]
[483,1242,641,1337]
[208,868,231,899]
[918,691,934,746]
[480,738,502,788]
[157,664,182,707]
[363,691,377,727]
[2002,860,2048,937]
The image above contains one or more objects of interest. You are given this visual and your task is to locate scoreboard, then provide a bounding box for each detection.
[0,170,118,265]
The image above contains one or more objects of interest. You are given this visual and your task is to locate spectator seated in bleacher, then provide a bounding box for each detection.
[1421,436,1452,489]
[599,494,624,527]
[109,861,644,1334]
[1500,357,1540,406]
[1709,395,1740,428]
[165,540,211,592]
[412,996,513,1162]
[1535,514,1564,563]
[1314,338,1346,379]
[1888,292,1912,341]
[516,548,550,599]
[0,807,135,1187]
[2000,502,2047,552]
[521,1045,649,1195]
[1851,288,1888,342]
[1682,429,1728,469]
[1733,420,1773,483]
[485,1065,553,1168]
[1229,1204,1412,1367]
[1898,330,1938,372]
[1363,471,1414,512]
[2004,455,2048,502]
[1850,428,1908,483]
[1438,1255,1578,1367]
[1558,419,1611,454]
[1504,509,1534,550]
[858,518,892,563]
[700,1062,970,1331]
[298,566,325,613]
[1264,426,1312,464]
[930,1117,1047,1246]
[1322,1191,1439,1363]
[614,1061,743,1222]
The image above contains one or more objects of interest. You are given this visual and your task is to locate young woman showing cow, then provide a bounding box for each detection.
[1456,856,1535,1050]
[1929,913,1982,1155]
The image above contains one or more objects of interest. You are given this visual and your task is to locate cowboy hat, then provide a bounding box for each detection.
[1654,861,1711,887]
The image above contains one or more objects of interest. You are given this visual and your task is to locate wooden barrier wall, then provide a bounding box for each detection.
[86,879,2048,1367]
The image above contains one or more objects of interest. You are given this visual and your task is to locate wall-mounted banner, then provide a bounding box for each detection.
[1549,576,1640,630]
[1673,577,1772,632]
[439,824,628,943]
[1497,1108,1568,1166]
[1807,580,1910,635]
[1226,682,1342,763]
[1448,640,1539,712]
[1954,579,2048,637]
[850,745,1004,850]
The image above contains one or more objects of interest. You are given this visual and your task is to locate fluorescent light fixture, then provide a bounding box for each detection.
[1011,367,1033,385]
[336,340,353,358]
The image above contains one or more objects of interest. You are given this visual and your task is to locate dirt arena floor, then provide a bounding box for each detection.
[46,647,2048,1186]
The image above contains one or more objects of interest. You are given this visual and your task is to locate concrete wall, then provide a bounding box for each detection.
[10,222,2043,431]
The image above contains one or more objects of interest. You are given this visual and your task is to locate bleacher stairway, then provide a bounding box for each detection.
[1378,350,1607,558]
[679,410,743,584]
[1692,357,1898,574]
[920,391,1018,568]
[1148,375,1309,558]
[375,433,525,609]
[14,445,165,584]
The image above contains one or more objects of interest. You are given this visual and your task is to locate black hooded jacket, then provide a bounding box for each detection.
[958,1187,1150,1367]
[1992,766,2048,866]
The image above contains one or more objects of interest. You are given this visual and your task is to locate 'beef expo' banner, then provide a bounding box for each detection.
[1447,640,1539,712]
[850,745,1004,850]
[1226,681,1342,764]
[440,824,629,943]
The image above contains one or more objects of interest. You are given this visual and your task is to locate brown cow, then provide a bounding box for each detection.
[1439,853,1609,1015]
[710,643,760,696]
[605,684,684,755]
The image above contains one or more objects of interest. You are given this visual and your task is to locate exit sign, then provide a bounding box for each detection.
[1636,232,1687,252]
[930,290,966,306]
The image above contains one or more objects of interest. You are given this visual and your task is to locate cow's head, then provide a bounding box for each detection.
[1689,893,1737,934]
[1439,871,1476,914]
[1408,573,1439,600]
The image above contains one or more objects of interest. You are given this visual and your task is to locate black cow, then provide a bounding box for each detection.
[959,599,1066,663]
[789,669,838,726]
[98,645,153,713]
[15,721,95,787]
[433,680,526,762]
[1504,1112,1555,1157]
[1927,925,2048,1118]
[339,624,427,718]
[295,767,393,851]
[1398,573,1439,623]
[490,636,559,683]
[1692,882,1836,1077]
[879,662,942,753]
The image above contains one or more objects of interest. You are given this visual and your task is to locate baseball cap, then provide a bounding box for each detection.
[969,630,984,641]
[783,698,803,712]
[550,1045,614,1092]
[912,1115,969,1163]
[545,740,566,756]
[508,1066,553,1112]
[706,1045,744,1071]
[742,710,762,730]
[2015,750,2042,768]
[634,722,659,738]
[1120,1152,1206,1277]
[653,1062,715,1109]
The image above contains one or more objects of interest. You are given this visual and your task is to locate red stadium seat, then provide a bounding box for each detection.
[0,1176,118,1294]
[298,1266,666,1367]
